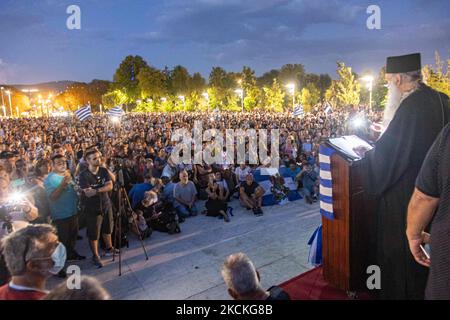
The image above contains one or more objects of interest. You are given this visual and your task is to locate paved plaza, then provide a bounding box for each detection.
[48,199,321,300]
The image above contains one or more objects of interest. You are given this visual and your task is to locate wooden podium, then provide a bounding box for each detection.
[321,142,374,293]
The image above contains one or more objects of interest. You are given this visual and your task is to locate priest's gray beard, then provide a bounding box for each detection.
[383,81,403,128]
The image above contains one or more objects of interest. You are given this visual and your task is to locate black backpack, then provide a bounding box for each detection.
[148,202,181,234]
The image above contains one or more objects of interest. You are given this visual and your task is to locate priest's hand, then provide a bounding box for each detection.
[408,232,431,268]
[353,146,369,158]
[369,122,384,141]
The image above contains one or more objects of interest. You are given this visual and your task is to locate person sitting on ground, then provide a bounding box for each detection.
[0,224,66,300]
[173,170,199,221]
[44,275,110,300]
[221,252,290,300]
[204,174,230,222]
[128,172,154,209]
[297,163,319,204]
[239,173,264,216]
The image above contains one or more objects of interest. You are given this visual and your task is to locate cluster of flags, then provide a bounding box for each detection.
[74,105,124,121]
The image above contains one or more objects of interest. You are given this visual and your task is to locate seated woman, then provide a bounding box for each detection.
[204,174,230,222]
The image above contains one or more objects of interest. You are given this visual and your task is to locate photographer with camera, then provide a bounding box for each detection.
[0,165,39,285]
[78,148,117,268]
[0,166,39,238]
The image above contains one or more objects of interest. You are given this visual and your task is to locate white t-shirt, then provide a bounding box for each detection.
[235,166,251,183]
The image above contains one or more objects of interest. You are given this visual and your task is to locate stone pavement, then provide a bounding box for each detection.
[48,199,321,300]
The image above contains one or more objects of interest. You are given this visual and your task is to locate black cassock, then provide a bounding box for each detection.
[361,83,449,299]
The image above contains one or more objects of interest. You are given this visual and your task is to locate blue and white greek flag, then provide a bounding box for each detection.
[293,104,304,117]
[308,225,323,266]
[75,105,92,121]
[319,145,335,220]
[106,105,125,117]
[324,103,333,114]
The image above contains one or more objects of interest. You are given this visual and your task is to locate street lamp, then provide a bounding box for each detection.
[235,89,244,112]
[286,83,296,111]
[202,92,209,112]
[5,90,12,117]
[0,87,5,110]
[362,75,374,112]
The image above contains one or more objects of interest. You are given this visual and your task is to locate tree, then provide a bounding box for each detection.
[190,72,207,93]
[334,62,361,107]
[241,66,262,111]
[257,69,280,87]
[137,66,167,99]
[423,51,450,97]
[101,89,128,108]
[318,74,332,100]
[325,80,339,108]
[113,55,149,102]
[278,64,306,89]
[87,80,111,107]
[263,79,285,112]
[168,65,191,96]
[208,67,234,109]
[299,83,320,112]
[372,67,388,110]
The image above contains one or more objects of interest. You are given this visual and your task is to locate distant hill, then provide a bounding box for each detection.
[6,81,76,95]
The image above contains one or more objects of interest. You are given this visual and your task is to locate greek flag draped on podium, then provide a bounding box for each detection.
[293,104,304,117]
[75,105,92,121]
[319,145,335,220]
[106,105,125,117]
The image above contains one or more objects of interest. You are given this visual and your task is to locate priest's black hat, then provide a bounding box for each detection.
[386,53,421,73]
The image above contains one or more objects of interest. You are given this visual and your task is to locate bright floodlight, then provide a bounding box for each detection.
[161,97,167,102]
[361,75,374,83]
[352,117,364,128]
[111,116,120,124]
[9,191,25,204]
[202,92,209,100]
[178,95,185,102]
[286,83,295,94]
[234,89,243,95]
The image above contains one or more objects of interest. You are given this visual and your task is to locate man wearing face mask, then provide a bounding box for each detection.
[355,53,449,299]
[0,224,66,300]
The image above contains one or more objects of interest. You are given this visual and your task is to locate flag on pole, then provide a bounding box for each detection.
[308,225,323,266]
[106,105,125,117]
[293,104,304,117]
[324,103,333,115]
[75,105,92,121]
[319,145,335,220]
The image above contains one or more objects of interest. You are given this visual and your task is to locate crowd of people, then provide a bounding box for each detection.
[0,104,381,299]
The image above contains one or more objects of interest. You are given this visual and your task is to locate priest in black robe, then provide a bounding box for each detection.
[357,53,449,299]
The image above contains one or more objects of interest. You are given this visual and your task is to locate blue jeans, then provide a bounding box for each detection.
[174,202,199,218]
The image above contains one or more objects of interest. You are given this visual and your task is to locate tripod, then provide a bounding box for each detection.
[113,171,149,276]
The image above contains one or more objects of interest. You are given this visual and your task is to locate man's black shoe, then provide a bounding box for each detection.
[67,252,86,261]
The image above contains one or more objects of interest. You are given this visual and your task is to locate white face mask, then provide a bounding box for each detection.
[48,243,67,275]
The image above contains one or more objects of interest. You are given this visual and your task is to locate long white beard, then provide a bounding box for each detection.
[383,81,403,128]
